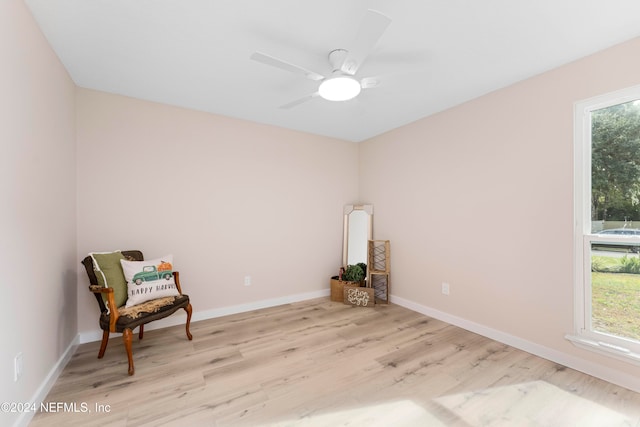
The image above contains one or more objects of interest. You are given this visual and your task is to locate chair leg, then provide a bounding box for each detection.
[98,330,109,359]
[184,303,193,341]
[139,324,144,340]
[123,328,134,376]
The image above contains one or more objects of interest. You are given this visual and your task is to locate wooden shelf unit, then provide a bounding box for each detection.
[367,240,390,304]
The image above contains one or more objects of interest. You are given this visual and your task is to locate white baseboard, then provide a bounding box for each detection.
[79,288,330,344]
[14,335,80,427]
[34,287,638,427]
[391,294,640,393]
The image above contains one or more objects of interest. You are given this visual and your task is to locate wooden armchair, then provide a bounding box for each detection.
[81,250,193,375]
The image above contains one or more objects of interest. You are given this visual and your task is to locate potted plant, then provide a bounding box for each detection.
[342,264,365,283]
[330,264,365,302]
[356,262,367,282]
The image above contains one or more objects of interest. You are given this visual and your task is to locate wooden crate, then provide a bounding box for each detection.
[368,240,390,273]
[343,285,375,307]
[367,240,391,304]
[370,273,390,304]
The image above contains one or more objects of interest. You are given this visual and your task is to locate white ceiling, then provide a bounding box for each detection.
[25,0,640,142]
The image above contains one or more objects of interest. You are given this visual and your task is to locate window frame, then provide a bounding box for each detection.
[568,84,640,365]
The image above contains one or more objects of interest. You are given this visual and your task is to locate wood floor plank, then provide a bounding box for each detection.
[29,298,640,426]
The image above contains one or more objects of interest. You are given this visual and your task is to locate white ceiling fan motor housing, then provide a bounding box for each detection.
[319,49,361,101]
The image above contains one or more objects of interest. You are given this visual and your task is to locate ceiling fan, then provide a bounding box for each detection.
[250,9,392,109]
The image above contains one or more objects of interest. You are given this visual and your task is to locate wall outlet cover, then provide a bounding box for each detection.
[442,282,450,295]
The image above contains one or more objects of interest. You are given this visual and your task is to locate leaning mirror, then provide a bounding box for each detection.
[343,204,373,267]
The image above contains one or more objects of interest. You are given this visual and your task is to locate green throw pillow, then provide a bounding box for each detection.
[90,251,127,308]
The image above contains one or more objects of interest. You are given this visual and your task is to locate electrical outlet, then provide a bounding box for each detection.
[14,352,23,382]
[244,276,251,286]
[442,282,450,296]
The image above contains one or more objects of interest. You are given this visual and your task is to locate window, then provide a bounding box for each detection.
[569,85,640,364]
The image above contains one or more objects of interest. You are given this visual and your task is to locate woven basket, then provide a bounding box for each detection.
[330,278,361,302]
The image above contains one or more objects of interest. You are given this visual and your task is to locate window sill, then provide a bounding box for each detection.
[565,334,640,367]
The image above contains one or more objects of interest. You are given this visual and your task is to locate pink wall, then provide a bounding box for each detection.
[7,0,640,413]
[76,89,359,336]
[360,37,640,384]
[0,1,76,425]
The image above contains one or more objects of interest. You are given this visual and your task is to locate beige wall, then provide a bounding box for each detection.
[76,89,359,336]
[0,1,77,426]
[360,37,640,386]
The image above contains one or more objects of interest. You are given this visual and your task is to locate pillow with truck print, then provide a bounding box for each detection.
[120,255,179,308]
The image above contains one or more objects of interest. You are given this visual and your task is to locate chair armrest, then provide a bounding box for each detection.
[173,271,184,294]
[89,286,119,332]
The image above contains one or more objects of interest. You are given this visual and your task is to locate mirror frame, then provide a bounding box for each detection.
[342,204,373,267]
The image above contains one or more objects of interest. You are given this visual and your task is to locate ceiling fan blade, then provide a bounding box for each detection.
[279,92,319,109]
[251,52,325,81]
[340,9,391,75]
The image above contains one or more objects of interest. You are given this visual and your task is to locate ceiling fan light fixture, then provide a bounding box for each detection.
[318,76,361,101]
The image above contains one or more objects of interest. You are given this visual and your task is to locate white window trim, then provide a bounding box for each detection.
[567,84,640,366]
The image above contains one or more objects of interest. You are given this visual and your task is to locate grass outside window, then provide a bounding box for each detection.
[591,255,640,342]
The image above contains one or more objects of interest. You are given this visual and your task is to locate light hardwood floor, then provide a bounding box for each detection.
[30,298,640,426]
